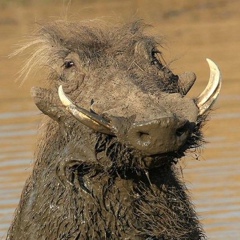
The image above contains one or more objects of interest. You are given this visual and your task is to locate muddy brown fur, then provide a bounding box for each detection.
[7,20,207,239]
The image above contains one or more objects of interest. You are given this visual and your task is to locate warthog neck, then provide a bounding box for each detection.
[7,164,205,239]
[7,120,205,240]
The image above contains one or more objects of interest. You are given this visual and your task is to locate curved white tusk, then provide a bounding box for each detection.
[196,58,222,115]
[58,85,114,135]
[58,85,73,107]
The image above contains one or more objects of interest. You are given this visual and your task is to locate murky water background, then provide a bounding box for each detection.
[0,1,239,239]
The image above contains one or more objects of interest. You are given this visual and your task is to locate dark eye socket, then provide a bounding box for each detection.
[151,49,161,58]
[151,49,165,70]
[64,60,75,69]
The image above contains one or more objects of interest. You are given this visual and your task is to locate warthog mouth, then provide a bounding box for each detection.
[58,59,221,156]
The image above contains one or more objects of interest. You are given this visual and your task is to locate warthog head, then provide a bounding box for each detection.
[8,20,221,240]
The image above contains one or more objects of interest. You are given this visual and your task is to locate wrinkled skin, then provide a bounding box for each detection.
[7,21,209,240]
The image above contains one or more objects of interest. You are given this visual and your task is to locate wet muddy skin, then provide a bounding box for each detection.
[1,2,240,239]
[3,19,222,240]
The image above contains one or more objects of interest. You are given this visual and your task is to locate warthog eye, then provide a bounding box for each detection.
[64,60,75,69]
[151,49,165,70]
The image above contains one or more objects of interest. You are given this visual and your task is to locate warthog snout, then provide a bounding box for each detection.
[59,83,194,156]
[126,117,190,155]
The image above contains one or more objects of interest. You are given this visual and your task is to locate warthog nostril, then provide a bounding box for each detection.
[176,122,189,137]
[137,131,150,142]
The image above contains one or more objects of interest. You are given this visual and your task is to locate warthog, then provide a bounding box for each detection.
[7,20,221,240]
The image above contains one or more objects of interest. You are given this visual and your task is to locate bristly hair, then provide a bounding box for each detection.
[9,19,158,85]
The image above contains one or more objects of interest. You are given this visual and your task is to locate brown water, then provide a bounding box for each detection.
[0,1,240,239]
